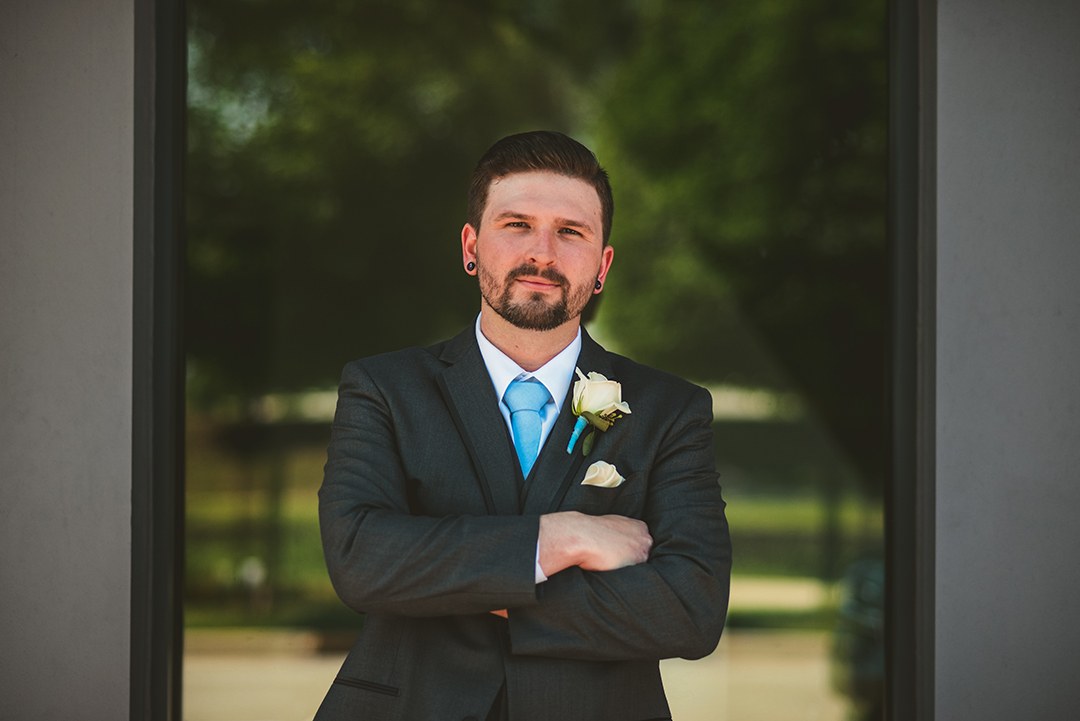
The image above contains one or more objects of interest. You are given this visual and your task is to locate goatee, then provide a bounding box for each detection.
[478,261,592,332]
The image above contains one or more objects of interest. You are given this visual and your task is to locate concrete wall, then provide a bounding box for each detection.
[935,0,1080,717]
[0,1,133,717]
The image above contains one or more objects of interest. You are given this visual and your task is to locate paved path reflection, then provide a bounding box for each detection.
[662,631,847,721]
[184,629,848,721]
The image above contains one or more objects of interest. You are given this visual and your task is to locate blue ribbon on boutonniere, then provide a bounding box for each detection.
[566,368,631,456]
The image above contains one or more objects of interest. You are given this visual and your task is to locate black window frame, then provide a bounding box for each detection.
[886,0,936,718]
[131,0,186,719]
[129,1,937,718]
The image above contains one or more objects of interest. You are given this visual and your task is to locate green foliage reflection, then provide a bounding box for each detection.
[186,0,637,403]
[187,0,886,498]
[184,0,888,657]
[594,0,887,494]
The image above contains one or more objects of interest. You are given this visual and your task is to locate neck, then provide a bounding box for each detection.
[478,303,580,372]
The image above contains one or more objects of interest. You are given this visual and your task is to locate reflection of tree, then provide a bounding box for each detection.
[595,0,888,497]
[186,0,628,403]
[186,0,887,499]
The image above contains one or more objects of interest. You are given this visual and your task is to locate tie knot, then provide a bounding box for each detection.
[503,378,551,414]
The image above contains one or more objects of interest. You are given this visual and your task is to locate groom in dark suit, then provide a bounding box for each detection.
[316,131,731,721]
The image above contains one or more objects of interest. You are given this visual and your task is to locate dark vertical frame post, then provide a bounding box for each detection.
[887,0,936,718]
[132,0,186,719]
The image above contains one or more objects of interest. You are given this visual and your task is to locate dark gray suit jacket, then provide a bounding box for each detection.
[315,326,731,721]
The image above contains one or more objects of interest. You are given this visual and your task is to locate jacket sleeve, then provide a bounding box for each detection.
[319,360,542,617]
[506,386,732,661]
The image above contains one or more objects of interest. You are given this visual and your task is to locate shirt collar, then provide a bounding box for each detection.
[474,313,581,411]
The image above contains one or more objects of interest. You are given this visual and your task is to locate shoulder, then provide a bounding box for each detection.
[340,330,467,383]
[343,345,442,377]
[600,349,713,420]
[604,350,700,393]
[338,348,441,404]
[334,346,448,419]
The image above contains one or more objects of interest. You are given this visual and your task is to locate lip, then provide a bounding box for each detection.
[514,276,561,292]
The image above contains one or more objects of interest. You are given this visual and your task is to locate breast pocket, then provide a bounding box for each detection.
[570,471,646,518]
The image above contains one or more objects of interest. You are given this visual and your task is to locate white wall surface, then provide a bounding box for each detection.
[0,0,133,717]
[936,0,1080,717]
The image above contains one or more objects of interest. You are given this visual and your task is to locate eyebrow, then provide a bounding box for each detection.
[554,217,590,231]
[492,211,534,223]
[492,211,595,233]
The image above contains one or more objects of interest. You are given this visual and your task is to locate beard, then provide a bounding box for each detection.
[477,260,593,332]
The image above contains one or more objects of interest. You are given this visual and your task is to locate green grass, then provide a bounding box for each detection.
[725,494,882,536]
[185,598,363,630]
[186,489,883,535]
[726,607,838,630]
[184,439,883,629]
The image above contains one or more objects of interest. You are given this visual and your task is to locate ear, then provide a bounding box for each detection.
[594,244,615,293]
[461,223,478,275]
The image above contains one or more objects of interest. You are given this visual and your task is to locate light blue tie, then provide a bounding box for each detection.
[503,378,551,479]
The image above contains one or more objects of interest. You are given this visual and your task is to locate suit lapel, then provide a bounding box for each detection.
[436,329,522,516]
[521,329,615,515]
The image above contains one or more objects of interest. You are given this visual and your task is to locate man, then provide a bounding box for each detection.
[316,131,731,721]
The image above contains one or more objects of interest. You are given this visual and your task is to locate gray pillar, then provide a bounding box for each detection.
[0,1,134,717]
[935,0,1080,717]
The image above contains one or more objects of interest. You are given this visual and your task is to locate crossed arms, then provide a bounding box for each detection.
[319,360,731,662]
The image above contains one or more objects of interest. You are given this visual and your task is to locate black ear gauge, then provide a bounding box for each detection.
[595,280,602,290]
[467,261,476,272]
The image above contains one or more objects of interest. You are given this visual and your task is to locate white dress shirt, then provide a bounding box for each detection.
[474,314,582,583]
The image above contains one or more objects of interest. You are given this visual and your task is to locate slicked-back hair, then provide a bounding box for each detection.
[467,131,614,245]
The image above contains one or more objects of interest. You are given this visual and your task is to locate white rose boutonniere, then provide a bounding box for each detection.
[566,368,631,455]
[581,460,625,488]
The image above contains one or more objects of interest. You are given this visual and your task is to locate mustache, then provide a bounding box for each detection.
[505,264,568,287]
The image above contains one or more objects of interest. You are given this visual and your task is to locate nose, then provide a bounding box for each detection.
[526,227,557,266]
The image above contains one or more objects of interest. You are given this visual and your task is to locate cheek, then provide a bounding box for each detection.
[475,244,505,270]
[563,247,603,277]
[481,238,522,264]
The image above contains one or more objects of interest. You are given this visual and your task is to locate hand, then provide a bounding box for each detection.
[538,511,653,576]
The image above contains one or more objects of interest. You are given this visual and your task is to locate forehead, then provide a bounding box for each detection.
[484,172,602,228]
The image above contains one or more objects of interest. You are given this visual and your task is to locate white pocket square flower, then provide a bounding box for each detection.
[581,460,625,488]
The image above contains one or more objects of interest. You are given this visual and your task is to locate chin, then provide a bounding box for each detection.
[481,274,588,332]
[497,298,571,332]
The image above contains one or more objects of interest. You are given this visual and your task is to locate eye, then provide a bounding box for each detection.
[507,221,529,228]
[560,227,583,236]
